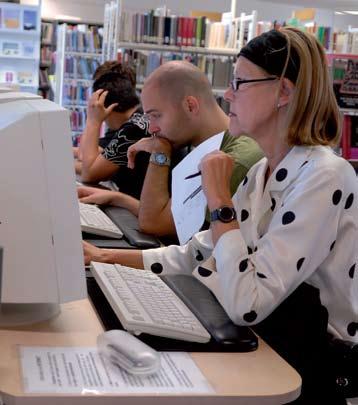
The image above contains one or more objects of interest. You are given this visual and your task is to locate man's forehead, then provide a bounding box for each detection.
[141,84,163,104]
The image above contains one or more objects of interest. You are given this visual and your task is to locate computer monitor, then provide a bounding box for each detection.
[0,92,87,326]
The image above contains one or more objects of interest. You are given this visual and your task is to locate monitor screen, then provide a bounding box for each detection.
[0,92,86,325]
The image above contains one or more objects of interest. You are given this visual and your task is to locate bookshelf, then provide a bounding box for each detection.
[39,19,56,100]
[103,1,256,114]
[55,22,103,144]
[327,53,358,168]
[0,1,41,93]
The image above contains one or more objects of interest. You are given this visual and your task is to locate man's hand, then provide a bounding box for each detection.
[87,89,118,127]
[127,136,172,169]
[83,241,105,265]
[199,150,234,211]
[77,186,118,205]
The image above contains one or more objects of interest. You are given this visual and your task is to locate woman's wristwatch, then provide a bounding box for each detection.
[210,206,237,223]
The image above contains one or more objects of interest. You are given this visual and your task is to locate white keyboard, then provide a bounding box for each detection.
[79,202,123,239]
[91,262,211,343]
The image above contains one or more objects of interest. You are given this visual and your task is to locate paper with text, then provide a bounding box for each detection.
[171,132,224,245]
[19,346,213,394]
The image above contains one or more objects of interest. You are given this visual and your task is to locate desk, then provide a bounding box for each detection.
[0,299,301,404]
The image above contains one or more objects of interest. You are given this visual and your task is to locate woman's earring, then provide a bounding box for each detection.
[277,103,281,110]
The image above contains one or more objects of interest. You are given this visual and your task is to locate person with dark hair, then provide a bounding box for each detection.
[92,60,136,84]
[83,28,358,403]
[76,61,150,199]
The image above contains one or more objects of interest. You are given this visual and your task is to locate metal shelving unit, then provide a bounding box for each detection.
[0,1,41,93]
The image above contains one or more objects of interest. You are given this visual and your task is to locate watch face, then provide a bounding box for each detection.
[156,153,166,164]
[218,206,236,222]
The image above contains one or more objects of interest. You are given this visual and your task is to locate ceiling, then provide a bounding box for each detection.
[259,0,358,12]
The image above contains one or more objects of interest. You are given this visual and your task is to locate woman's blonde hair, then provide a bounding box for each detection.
[279,27,341,147]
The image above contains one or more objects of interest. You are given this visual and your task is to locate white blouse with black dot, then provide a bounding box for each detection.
[143,145,358,342]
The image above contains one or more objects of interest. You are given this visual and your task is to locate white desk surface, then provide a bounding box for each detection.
[0,299,301,405]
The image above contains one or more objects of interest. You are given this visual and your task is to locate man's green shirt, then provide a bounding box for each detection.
[204,131,263,222]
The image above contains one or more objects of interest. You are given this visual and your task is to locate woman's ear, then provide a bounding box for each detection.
[278,78,295,108]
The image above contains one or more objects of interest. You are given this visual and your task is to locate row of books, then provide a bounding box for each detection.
[39,68,50,88]
[341,115,358,160]
[41,21,55,44]
[72,133,82,147]
[62,83,91,107]
[63,56,101,80]
[0,6,38,31]
[69,108,87,133]
[333,32,358,55]
[118,12,237,49]
[119,49,234,90]
[40,46,53,64]
[64,25,103,53]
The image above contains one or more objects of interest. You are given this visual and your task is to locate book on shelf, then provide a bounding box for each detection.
[341,115,358,160]
[1,40,20,56]
[17,71,35,85]
[63,55,100,80]
[23,9,37,31]
[62,82,91,107]
[22,41,35,57]
[315,26,331,50]
[39,68,49,87]
[3,8,20,30]
[40,45,52,63]
[332,57,358,110]
[69,108,87,133]
[0,70,16,84]
[41,22,55,44]
[351,116,358,159]
[333,31,358,54]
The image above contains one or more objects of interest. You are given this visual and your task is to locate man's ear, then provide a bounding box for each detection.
[278,78,295,108]
[183,96,200,115]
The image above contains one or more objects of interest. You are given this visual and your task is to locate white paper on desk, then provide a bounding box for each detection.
[171,132,224,245]
[19,346,213,394]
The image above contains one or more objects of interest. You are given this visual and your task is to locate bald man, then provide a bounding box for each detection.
[80,61,263,238]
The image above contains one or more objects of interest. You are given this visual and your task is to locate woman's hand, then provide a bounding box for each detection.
[83,241,106,265]
[200,150,234,210]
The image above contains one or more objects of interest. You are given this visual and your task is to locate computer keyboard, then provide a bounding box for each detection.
[91,262,211,343]
[79,202,123,239]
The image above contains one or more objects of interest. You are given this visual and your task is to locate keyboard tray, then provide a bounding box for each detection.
[103,206,161,249]
[87,274,258,353]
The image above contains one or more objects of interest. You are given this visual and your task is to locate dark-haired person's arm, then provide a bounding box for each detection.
[79,89,119,182]
[77,186,140,216]
[127,137,177,237]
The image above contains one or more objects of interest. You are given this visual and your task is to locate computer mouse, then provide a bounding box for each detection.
[97,330,161,376]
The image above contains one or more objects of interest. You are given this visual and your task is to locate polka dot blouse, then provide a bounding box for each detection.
[142,145,358,342]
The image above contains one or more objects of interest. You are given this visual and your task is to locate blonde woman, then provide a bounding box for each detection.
[84,28,357,403]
